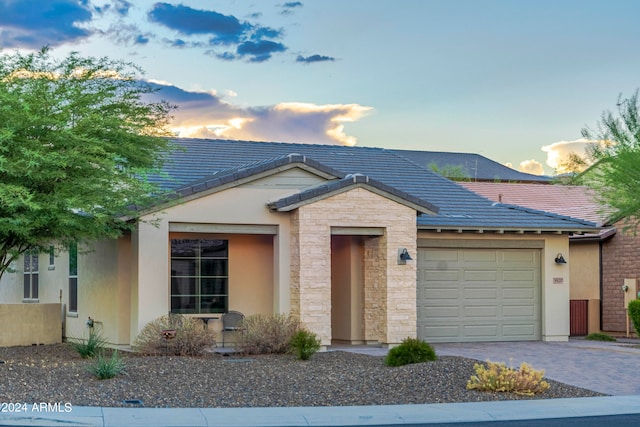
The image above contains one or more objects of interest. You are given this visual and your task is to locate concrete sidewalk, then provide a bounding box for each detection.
[1,396,640,426]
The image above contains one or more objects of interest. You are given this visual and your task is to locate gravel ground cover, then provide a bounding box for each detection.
[0,344,603,408]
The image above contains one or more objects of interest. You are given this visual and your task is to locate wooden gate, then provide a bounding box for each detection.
[570,300,589,336]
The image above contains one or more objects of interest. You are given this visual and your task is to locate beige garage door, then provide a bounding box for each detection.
[417,247,541,342]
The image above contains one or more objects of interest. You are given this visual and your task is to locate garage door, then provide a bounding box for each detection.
[417,247,541,342]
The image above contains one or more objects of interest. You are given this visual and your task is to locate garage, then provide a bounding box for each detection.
[417,245,541,343]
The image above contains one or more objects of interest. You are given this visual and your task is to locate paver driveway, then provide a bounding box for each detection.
[433,339,640,396]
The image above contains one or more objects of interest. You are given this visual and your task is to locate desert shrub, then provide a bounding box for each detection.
[629,300,640,338]
[238,313,301,355]
[86,350,125,380]
[289,329,321,360]
[69,330,107,358]
[384,337,436,367]
[467,360,550,396]
[133,314,216,356]
[585,332,617,342]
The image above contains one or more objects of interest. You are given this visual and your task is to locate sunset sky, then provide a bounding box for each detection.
[2,0,640,175]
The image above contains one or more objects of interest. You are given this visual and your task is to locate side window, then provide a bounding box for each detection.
[23,251,39,300]
[48,246,55,270]
[68,243,78,313]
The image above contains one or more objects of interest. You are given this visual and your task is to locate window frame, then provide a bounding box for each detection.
[68,243,78,314]
[170,239,229,314]
[23,251,39,301]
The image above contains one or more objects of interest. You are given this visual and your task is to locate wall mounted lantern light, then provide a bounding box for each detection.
[554,253,567,264]
[397,248,413,265]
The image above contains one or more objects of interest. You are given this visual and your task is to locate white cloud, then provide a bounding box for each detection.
[541,138,595,173]
[518,159,545,175]
[154,81,374,145]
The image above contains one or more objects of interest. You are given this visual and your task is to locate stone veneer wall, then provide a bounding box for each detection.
[289,188,418,346]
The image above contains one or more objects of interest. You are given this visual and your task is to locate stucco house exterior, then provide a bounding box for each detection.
[1,139,599,347]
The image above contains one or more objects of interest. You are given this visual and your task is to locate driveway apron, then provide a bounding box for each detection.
[433,339,640,396]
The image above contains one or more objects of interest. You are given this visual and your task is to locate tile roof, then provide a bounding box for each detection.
[390,149,551,183]
[459,182,609,226]
[149,138,598,233]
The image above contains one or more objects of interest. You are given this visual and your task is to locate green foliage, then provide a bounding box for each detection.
[428,162,471,181]
[133,314,216,356]
[289,329,321,360]
[629,300,640,338]
[384,337,436,367]
[0,47,175,280]
[238,313,301,355]
[86,350,125,380]
[467,360,550,396]
[585,332,617,342]
[575,90,640,227]
[69,330,107,358]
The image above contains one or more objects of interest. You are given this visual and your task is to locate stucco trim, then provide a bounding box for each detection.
[331,227,385,236]
[169,222,278,234]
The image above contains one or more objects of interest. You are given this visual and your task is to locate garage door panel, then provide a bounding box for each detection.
[422,249,459,261]
[463,251,498,263]
[464,270,498,281]
[426,270,459,281]
[417,247,540,343]
[503,287,535,300]
[425,288,459,299]
[464,287,498,299]
[503,305,535,317]
[424,307,460,318]
[464,305,498,317]
[502,270,535,281]
[423,325,461,338]
[502,324,536,338]
[464,324,498,337]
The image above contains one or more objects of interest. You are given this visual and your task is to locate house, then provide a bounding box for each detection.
[459,181,622,336]
[1,139,599,347]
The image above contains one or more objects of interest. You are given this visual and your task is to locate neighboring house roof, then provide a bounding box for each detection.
[390,149,551,183]
[459,182,608,226]
[149,138,598,233]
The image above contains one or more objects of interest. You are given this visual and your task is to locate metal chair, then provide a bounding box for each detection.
[221,310,245,347]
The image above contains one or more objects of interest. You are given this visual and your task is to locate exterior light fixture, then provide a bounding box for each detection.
[554,253,567,264]
[398,248,413,265]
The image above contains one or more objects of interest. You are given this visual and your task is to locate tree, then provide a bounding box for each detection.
[0,47,175,280]
[575,90,640,228]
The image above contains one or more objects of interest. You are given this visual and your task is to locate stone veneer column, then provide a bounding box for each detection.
[289,188,418,346]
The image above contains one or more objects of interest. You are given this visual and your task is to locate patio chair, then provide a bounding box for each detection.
[221,310,245,347]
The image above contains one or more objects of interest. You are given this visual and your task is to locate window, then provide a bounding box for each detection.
[23,251,39,300]
[69,243,78,313]
[48,246,55,270]
[170,239,228,314]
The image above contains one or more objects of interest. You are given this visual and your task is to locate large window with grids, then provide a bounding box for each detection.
[170,239,228,314]
[68,243,78,313]
[23,251,39,300]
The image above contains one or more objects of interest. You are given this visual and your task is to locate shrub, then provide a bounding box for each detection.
[289,329,321,360]
[238,313,301,355]
[69,330,107,358]
[585,332,617,342]
[133,314,216,356]
[629,300,640,338]
[467,360,550,396]
[86,350,125,380]
[384,337,436,367]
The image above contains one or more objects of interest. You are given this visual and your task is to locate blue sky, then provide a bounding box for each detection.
[2,0,640,175]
